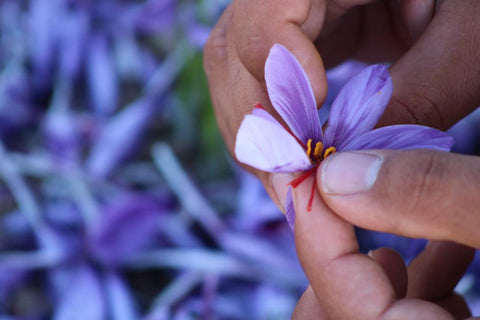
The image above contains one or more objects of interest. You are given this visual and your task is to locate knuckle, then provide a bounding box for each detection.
[403,151,449,222]
[203,16,229,77]
[389,89,446,129]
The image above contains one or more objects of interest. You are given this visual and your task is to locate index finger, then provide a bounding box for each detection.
[232,0,328,106]
[293,176,453,319]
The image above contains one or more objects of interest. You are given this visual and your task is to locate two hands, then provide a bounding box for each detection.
[204,0,480,318]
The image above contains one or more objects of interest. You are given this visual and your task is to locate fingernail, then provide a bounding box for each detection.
[271,174,293,212]
[321,152,383,195]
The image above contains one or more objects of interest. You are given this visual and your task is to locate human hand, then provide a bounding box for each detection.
[204,0,480,208]
[291,149,480,319]
[205,1,480,318]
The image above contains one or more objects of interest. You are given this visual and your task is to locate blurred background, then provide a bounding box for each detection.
[0,0,479,319]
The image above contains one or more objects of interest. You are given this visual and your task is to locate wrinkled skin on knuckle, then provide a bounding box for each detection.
[232,0,311,77]
[203,18,229,79]
[384,87,447,130]
[376,151,451,236]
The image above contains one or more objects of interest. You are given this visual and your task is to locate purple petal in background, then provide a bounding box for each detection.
[104,273,138,320]
[135,0,176,34]
[58,9,89,80]
[87,34,118,115]
[265,44,322,144]
[53,265,105,320]
[343,125,454,152]
[448,107,480,154]
[43,108,79,163]
[28,0,59,88]
[235,114,312,173]
[86,98,154,178]
[235,170,283,231]
[87,194,161,266]
[324,64,392,149]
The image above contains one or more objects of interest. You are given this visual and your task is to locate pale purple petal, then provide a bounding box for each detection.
[284,188,294,231]
[251,107,278,124]
[265,44,322,144]
[342,125,454,151]
[235,114,312,173]
[53,266,105,320]
[324,64,392,149]
[105,273,139,320]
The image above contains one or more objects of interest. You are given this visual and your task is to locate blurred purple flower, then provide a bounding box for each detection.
[235,44,453,228]
[43,108,80,164]
[135,0,176,34]
[28,0,60,88]
[448,107,480,155]
[87,194,163,267]
[86,97,154,178]
[87,34,118,115]
[53,265,105,320]
[104,272,138,320]
[57,9,89,80]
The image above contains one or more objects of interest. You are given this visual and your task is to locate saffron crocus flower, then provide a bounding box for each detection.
[235,44,453,229]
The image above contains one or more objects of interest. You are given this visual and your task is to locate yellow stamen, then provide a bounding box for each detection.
[323,146,336,158]
[306,139,313,157]
[313,142,323,159]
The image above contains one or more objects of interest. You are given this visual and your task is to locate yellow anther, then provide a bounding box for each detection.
[323,146,336,159]
[306,139,313,157]
[313,142,323,159]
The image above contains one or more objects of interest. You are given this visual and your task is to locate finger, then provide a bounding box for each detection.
[293,177,453,318]
[232,0,328,106]
[292,286,330,320]
[407,241,474,301]
[318,149,480,248]
[435,294,471,320]
[293,176,394,319]
[369,248,407,299]
[380,0,480,130]
[204,5,289,209]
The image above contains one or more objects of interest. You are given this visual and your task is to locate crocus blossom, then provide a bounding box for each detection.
[235,44,453,229]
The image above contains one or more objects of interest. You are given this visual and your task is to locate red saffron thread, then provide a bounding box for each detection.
[288,165,319,212]
[307,177,317,212]
[289,166,317,188]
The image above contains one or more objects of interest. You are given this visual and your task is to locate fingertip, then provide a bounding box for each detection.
[232,0,327,107]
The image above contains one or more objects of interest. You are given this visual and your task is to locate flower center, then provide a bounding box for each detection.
[288,140,337,212]
[306,139,336,164]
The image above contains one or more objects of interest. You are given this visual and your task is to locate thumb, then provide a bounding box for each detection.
[318,149,480,248]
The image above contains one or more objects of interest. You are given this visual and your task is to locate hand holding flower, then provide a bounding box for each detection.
[204,1,480,318]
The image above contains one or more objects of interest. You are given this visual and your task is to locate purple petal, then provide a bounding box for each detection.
[251,107,278,124]
[324,64,392,149]
[265,44,322,144]
[87,194,161,266]
[343,125,454,151]
[53,266,105,320]
[87,34,118,115]
[235,114,312,173]
[86,98,154,177]
[284,188,295,231]
[105,273,138,320]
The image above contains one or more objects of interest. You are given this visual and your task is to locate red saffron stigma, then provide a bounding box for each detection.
[254,103,265,109]
[288,166,319,212]
[307,177,317,212]
[289,166,317,188]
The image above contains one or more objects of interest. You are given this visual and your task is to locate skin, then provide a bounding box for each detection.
[204,0,480,318]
